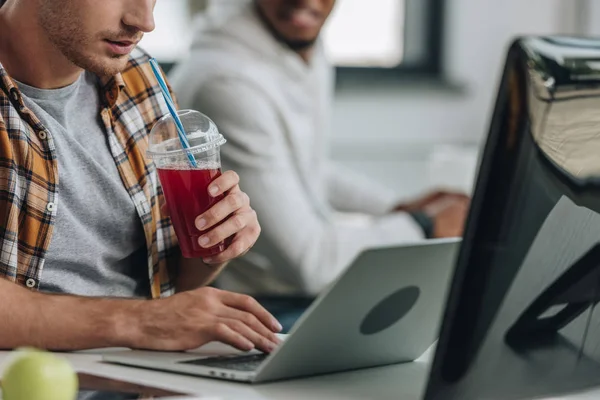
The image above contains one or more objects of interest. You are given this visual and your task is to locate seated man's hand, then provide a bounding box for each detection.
[129,287,282,352]
[424,196,470,238]
[394,190,469,213]
[395,190,470,238]
[195,171,261,265]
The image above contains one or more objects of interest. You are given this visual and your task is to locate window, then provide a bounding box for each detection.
[328,0,444,79]
[139,0,193,63]
[323,0,405,68]
[141,0,444,78]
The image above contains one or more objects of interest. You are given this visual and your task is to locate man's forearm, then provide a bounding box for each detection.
[176,256,228,292]
[0,278,140,350]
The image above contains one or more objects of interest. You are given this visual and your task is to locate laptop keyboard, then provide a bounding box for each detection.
[179,353,269,372]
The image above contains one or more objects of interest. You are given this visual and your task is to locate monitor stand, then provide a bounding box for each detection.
[505,243,600,349]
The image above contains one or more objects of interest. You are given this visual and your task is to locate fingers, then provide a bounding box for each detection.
[202,224,260,265]
[433,202,469,238]
[419,191,470,210]
[207,170,240,197]
[222,319,278,353]
[208,322,255,352]
[195,187,250,231]
[421,191,447,204]
[198,209,257,249]
[452,192,471,201]
[424,195,464,216]
[218,307,281,347]
[396,191,447,212]
[220,291,282,333]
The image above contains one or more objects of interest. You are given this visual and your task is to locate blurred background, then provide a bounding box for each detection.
[140,0,599,200]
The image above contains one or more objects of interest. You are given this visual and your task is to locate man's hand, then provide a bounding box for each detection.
[128,287,282,353]
[161,170,260,291]
[423,196,470,238]
[395,190,470,238]
[0,278,281,352]
[194,170,260,265]
[394,190,469,213]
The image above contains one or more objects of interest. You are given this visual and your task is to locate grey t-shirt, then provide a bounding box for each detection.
[17,72,149,298]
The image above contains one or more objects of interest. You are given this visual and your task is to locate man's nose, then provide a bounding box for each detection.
[123,0,156,33]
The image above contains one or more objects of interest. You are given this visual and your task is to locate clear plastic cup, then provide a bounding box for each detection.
[148,110,230,258]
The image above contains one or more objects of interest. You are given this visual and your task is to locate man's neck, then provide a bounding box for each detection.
[0,1,82,89]
[296,48,314,64]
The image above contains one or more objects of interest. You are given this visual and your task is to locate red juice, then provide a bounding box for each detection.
[158,167,229,258]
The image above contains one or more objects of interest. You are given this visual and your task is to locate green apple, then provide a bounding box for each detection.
[1,348,78,400]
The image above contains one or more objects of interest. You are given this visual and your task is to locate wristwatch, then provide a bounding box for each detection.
[408,210,435,239]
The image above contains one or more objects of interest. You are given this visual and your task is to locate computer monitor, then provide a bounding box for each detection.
[424,36,600,400]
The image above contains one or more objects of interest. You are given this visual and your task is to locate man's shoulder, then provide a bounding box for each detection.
[169,48,275,109]
[180,16,279,86]
[184,46,273,83]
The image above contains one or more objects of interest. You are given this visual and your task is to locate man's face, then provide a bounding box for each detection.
[256,0,336,49]
[38,0,156,77]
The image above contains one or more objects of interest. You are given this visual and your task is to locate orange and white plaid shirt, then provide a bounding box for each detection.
[0,49,179,298]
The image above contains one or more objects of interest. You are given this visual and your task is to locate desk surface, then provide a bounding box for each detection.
[0,346,430,400]
[1,346,600,400]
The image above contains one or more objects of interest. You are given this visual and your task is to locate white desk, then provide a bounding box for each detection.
[0,348,429,400]
[1,347,600,400]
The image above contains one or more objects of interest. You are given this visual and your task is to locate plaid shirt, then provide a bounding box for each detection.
[0,49,179,298]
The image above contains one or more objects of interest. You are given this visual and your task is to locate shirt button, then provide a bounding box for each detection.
[46,202,56,212]
[38,130,47,140]
[26,278,36,288]
[9,88,20,103]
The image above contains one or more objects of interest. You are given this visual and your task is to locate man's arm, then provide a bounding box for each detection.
[0,277,281,352]
[0,277,133,350]
[325,162,404,215]
[176,257,228,292]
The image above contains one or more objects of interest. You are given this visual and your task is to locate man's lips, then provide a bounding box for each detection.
[104,39,138,55]
[282,8,321,28]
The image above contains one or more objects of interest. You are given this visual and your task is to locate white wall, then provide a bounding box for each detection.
[331,0,582,198]
[578,0,600,36]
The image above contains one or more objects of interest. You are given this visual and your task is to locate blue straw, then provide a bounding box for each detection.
[149,58,197,167]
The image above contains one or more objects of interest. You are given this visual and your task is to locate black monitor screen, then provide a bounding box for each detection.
[425,36,600,400]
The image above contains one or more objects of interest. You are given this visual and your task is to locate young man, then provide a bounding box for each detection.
[0,0,282,353]
[170,0,469,321]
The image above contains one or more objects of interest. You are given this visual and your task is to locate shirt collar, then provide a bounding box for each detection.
[0,61,26,110]
[100,73,126,107]
[0,61,19,90]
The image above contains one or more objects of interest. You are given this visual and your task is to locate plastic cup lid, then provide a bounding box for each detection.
[147,110,226,159]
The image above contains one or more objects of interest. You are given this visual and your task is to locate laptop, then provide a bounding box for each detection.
[103,238,460,383]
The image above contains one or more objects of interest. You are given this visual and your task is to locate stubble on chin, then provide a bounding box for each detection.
[38,3,131,78]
